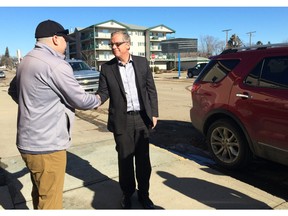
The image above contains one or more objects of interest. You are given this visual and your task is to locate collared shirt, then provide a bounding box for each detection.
[118,56,141,112]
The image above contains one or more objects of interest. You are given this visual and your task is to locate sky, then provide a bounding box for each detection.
[1,3,288,57]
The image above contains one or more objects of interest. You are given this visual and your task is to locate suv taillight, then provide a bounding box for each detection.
[191,83,201,93]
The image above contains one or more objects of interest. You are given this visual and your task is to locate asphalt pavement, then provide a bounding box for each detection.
[1,72,288,211]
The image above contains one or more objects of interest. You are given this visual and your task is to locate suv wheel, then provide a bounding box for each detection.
[207,119,253,170]
[187,71,193,78]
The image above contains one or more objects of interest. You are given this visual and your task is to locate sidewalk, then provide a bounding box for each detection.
[2,134,287,210]
[1,82,288,210]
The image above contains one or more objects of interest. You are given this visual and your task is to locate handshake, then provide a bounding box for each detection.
[95,94,102,110]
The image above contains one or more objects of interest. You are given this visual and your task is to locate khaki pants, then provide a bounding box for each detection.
[21,150,67,209]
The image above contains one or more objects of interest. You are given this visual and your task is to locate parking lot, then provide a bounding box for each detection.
[1,69,288,210]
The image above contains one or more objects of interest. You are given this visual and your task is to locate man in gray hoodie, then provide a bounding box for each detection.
[8,19,101,209]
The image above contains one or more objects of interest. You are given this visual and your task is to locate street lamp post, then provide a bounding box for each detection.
[247,31,256,46]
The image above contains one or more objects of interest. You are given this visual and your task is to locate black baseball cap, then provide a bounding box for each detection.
[35,19,75,42]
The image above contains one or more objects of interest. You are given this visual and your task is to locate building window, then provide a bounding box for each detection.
[138,42,145,46]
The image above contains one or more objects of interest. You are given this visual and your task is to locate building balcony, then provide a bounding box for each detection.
[81,34,94,41]
[150,36,166,41]
[150,47,162,51]
[95,33,111,39]
[96,45,111,50]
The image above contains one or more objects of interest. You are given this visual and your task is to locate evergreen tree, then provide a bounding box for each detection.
[227,34,243,49]
[256,41,263,45]
[0,47,13,69]
[5,47,10,58]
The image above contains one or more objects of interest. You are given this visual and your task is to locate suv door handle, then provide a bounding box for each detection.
[236,93,253,99]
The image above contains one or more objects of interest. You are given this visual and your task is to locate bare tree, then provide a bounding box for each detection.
[199,35,225,57]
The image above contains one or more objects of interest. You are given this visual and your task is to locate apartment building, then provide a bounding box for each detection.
[67,19,175,70]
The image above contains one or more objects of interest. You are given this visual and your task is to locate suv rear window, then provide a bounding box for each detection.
[199,59,240,83]
[245,56,288,89]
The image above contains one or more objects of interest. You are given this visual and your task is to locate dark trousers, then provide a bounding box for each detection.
[113,112,151,197]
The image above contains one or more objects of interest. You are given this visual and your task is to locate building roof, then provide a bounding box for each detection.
[147,24,175,33]
[70,19,175,33]
[116,21,148,30]
[180,57,210,62]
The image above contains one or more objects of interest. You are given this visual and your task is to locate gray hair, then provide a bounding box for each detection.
[111,30,131,44]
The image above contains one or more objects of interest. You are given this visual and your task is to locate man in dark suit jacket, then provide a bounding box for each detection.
[97,30,158,209]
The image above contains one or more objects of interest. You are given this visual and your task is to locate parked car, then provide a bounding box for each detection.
[0,70,6,78]
[190,43,288,170]
[187,62,208,78]
[66,59,100,94]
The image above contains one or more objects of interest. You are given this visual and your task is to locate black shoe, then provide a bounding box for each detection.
[121,195,131,209]
[138,193,155,209]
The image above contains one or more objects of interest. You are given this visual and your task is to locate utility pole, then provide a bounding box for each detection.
[222,29,232,48]
[247,31,256,46]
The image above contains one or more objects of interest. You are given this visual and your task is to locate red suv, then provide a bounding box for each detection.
[190,44,288,170]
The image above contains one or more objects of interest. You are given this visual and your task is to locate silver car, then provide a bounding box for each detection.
[66,59,100,94]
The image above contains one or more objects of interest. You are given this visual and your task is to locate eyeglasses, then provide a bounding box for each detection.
[109,41,126,48]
